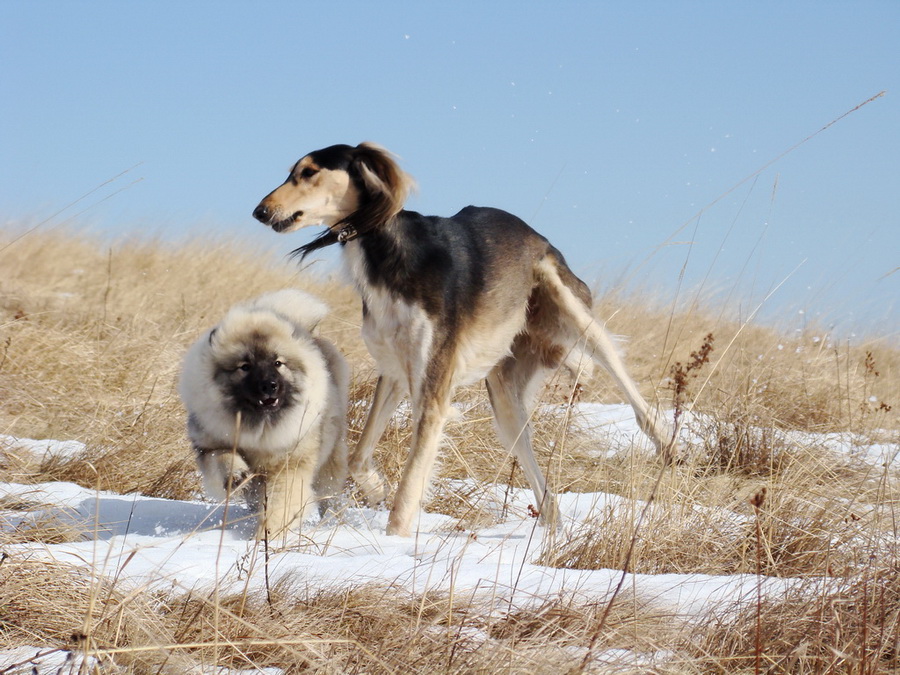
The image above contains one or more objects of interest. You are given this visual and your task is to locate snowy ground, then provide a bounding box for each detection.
[1,404,896,673]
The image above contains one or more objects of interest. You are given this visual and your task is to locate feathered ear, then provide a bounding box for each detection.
[353,143,414,211]
[347,143,416,230]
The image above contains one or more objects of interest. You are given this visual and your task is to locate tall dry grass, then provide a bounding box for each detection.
[1,227,898,673]
[0,229,366,500]
[0,555,679,674]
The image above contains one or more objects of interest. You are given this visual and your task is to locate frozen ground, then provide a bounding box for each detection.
[1,404,896,673]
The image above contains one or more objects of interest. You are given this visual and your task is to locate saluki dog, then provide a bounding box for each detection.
[253,142,675,536]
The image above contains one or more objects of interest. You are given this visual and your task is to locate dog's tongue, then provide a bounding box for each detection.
[260,397,279,408]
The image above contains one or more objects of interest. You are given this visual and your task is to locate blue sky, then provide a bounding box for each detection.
[2,2,897,339]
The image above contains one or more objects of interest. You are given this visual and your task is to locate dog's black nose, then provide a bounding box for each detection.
[253,204,270,223]
[258,378,280,398]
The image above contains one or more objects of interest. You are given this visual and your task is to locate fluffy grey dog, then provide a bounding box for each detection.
[179,290,348,541]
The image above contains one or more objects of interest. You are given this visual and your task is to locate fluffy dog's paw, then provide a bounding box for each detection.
[196,449,252,501]
[351,468,390,507]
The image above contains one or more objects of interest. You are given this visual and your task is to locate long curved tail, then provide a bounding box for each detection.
[537,256,677,460]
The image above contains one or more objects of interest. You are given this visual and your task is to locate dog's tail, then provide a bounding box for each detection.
[247,289,330,332]
[537,257,677,460]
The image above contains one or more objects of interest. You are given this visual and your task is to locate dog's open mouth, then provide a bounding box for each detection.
[271,212,303,233]
[258,397,280,408]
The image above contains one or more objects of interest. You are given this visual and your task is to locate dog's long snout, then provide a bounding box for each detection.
[253,203,271,223]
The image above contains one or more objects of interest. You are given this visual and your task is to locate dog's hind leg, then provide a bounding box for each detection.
[349,375,404,505]
[537,256,676,459]
[485,354,561,528]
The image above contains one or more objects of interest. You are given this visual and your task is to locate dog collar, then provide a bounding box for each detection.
[337,224,359,243]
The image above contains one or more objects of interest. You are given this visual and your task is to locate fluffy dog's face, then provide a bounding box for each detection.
[220,346,292,420]
[252,144,360,233]
[209,319,306,429]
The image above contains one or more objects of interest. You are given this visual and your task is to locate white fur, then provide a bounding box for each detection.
[450,300,528,387]
[249,289,329,332]
[345,244,432,396]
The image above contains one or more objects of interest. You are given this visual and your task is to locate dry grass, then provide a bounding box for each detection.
[0,554,679,674]
[590,288,899,436]
[0,228,366,500]
[685,553,900,673]
[1,228,899,673]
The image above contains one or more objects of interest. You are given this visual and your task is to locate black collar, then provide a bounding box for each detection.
[337,224,359,243]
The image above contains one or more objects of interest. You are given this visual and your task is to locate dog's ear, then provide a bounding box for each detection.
[349,143,416,228]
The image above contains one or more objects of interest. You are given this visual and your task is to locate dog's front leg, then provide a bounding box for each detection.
[259,455,317,544]
[194,447,252,501]
[349,375,404,505]
[386,369,454,537]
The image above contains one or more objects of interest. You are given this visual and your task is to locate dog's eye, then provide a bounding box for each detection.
[237,363,251,372]
[274,360,285,368]
[299,167,318,180]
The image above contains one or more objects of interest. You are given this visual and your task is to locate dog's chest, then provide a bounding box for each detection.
[344,245,434,387]
[363,288,434,388]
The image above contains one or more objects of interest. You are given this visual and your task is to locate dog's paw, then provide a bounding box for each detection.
[197,449,252,501]
[223,465,253,495]
[385,518,412,537]
[351,468,390,507]
[530,494,563,532]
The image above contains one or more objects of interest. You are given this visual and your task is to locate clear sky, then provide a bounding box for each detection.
[2,2,897,339]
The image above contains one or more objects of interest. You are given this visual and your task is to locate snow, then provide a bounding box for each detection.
[1,404,896,673]
[0,647,100,675]
[0,434,86,462]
